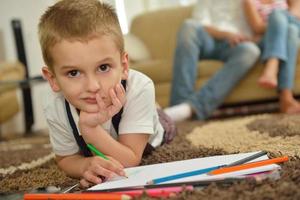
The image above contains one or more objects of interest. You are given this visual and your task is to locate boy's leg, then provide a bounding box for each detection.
[189,41,260,120]
[157,109,177,144]
[142,108,177,156]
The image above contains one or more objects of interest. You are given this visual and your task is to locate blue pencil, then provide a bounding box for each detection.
[147,165,224,185]
[147,151,268,185]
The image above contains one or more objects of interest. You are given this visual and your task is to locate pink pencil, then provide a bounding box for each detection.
[111,186,194,197]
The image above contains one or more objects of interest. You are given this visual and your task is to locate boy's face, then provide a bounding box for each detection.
[42,36,129,113]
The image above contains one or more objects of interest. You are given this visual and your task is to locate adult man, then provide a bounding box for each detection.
[164,0,260,121]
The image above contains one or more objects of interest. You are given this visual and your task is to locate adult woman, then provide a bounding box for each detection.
[244,0,300,113]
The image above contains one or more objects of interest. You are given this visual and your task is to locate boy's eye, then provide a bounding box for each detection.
[67,70,80,77]
[98,64,110,72]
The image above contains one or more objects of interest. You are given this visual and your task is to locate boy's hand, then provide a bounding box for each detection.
[96,83,126,124]
[80,155,126,188]
[79,83,126,128]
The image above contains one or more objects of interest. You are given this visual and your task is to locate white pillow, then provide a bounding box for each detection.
[124,33,151,62]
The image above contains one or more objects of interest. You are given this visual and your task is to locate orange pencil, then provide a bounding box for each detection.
[23,193,131,200]
[209,156,289,175]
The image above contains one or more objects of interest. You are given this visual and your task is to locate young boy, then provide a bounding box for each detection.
[39,0,175,188]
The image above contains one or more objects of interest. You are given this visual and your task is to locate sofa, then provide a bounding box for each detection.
[0,62,25,125]
[128,5,300,108]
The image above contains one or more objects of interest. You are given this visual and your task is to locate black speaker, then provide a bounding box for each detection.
[11,19,34,133]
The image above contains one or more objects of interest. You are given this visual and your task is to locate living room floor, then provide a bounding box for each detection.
[1,113,300,199]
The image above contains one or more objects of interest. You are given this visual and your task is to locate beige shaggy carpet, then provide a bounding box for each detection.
[0,113,300,200]
[187,114,300,157]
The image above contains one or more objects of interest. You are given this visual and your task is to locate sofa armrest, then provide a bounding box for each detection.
[0,62,25,93]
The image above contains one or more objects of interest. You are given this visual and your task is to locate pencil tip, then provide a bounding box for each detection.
[122,172,128,178]
[146,180,154,185]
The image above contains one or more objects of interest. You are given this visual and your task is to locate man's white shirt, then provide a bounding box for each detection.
[192,0,253,37]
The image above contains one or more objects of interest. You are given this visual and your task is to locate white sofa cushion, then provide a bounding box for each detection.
[124,33,151,62]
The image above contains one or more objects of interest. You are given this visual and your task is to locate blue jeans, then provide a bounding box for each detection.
[260,9,300,90]
[170,19,260,120]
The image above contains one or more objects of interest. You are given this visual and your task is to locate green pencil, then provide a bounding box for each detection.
[87,143,109,160]
[87,143,128,178]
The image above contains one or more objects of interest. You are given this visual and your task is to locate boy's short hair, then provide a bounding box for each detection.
[38,0,124,70]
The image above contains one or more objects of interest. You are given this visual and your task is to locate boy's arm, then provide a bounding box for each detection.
[79,80,154,167]
[80,125,149,167]
[244,0,267,35]
[55,153,125,186]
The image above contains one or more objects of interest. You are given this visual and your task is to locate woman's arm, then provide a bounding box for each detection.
[244,0,267,34]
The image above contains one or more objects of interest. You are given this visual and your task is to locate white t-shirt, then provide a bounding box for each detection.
[192,0,253,37]
[43,69,164,156]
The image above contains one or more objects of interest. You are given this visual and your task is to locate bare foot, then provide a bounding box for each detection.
[258,75,277,89]
[258,58,279,89]
[280,99,300,114]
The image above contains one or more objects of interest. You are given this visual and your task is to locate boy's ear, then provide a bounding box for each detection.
[121,52,129,80]
[42,66,61,92]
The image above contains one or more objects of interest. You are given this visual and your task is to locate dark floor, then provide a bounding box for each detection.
[1,114,300,199]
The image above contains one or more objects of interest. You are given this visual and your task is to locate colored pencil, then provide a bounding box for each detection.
[146,151,269,185]
[86,177,253,193]
[23,193,131,200]
[87,143,109,160]
[61,183,79,193]
[226,151,267,167]
[87,143,128,178]
[209,156,289,175]
[112,185,194,197]
[147,165,222,185]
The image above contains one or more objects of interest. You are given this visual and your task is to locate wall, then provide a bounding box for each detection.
[0,0,55,135]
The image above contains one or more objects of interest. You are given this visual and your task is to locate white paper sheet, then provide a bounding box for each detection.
[88,151,280,191]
